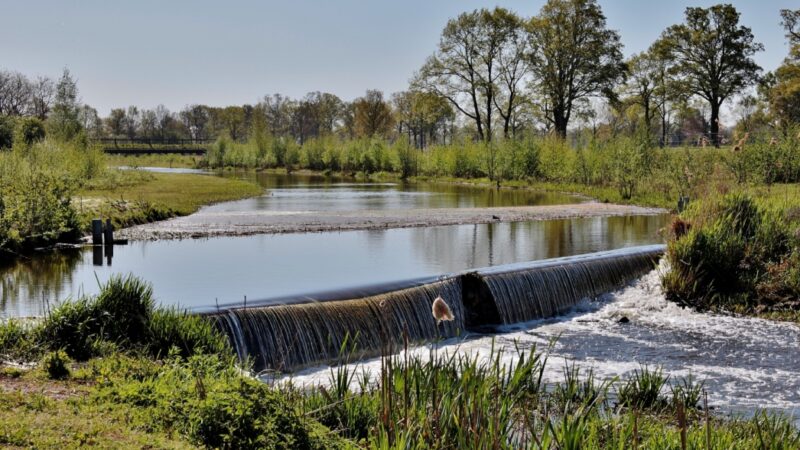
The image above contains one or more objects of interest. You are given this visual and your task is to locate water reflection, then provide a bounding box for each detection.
[1,249,83,317]
[1,215,667,318]
[212,172,584,212]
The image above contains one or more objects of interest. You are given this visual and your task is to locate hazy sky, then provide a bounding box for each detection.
[1,0,795,115]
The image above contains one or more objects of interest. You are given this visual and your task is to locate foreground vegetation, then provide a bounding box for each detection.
[1,275,798,448]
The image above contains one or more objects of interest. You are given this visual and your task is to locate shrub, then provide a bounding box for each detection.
[0,115,16,149]
[37,275,227,361]
[14,117,46,148]
[41,350,71,380]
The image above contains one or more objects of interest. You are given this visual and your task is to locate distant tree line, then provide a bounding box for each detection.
[1,2,799,151]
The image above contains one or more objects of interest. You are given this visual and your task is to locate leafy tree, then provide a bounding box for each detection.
[623,51,660,138]
[526,0,625,138]
[393,90,453,148]
[656,4,763,146]
[353,90,393,138]
[47,68,82,141]
[770,9,800,129]
[414,8,523,141]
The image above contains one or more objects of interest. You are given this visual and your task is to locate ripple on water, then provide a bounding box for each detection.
[279,263,800,421]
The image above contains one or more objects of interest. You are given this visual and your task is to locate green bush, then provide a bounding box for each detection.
[41,349,71,380]
[14,117,46,148]
[0,115,16,150]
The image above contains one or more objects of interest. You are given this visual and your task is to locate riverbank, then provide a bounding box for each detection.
[77,171,263,231]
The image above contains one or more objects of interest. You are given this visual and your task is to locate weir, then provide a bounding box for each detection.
[204,245,664,372]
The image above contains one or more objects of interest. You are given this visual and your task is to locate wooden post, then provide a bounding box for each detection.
[92,219,103,245]
[104,219,114,245]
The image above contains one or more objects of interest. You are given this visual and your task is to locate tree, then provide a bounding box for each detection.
[526,0,625,138]
[353,90,394,138]
[0,70,32,116]
[260,94,294,137]
[623,51,660,138]
[393,90,453,148]
[47,68,82,140]
[414,8,522,141]
[491,10,530,138]
[656,4,763,147]
[179,104,210,140]
[124,106,140,138]
[29,76,54,120]
[770,9,800,129]
[106,108,127,137]
[78,105,103,138]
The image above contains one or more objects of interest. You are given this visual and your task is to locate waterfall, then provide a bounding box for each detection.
[208,278,464,372]
[205,245,664,372]
[471,245,664,325]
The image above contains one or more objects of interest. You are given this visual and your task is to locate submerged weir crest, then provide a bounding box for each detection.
[206,245,665,371]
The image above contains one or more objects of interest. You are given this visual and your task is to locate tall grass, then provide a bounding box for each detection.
[289,342,800,448]
[2,274,228,361]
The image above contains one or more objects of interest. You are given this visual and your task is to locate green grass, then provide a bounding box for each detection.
[77,171,262,229]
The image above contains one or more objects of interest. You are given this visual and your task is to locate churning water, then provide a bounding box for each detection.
[280,263,800,421]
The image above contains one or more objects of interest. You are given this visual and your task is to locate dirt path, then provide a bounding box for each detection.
[118,203,668,240]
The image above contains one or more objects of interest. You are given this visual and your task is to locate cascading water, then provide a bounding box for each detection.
[471,245,664,325]
[209,278,464,371]
[206,245,664,372]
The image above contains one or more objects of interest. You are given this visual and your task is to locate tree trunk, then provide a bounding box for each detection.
[709,101,721,147]
[553,106,568,139]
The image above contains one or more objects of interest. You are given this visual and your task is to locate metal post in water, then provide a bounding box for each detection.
[104,219,114,245]
[91,219,103,246]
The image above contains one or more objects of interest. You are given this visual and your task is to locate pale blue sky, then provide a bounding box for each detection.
[1,0,795,115]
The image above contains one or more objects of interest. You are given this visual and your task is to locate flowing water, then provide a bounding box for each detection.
[208,246,663,372]
[278,263,800,421]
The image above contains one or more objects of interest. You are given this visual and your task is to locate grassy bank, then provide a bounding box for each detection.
[78,171,262,230]
[663,192,800,322]
[2,275,798,448]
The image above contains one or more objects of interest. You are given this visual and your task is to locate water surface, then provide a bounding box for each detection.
[1,215,666,317]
